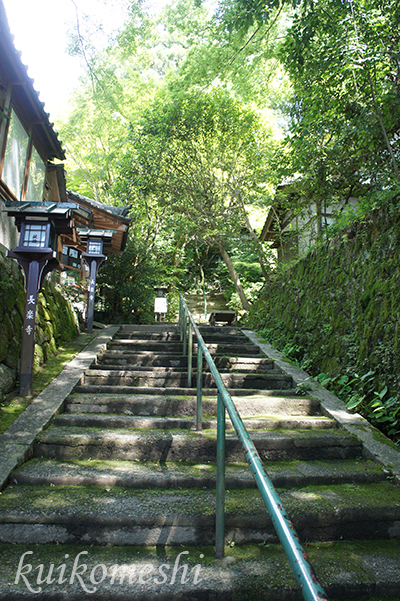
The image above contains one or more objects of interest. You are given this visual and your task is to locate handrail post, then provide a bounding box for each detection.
[188,322,193,387]
[215,391,225,559]
[183,314,187,356]
[196,344,203,431]
[179,297,183,340]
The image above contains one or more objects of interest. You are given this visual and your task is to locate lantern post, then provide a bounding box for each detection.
[80,230,113,333]
[5,202,79,396]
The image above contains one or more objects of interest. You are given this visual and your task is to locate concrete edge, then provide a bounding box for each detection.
[242,329,400,483]
[0,325,120,490]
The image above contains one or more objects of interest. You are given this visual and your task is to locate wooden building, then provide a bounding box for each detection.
[0,0,67,253]
[260,182,359,263]
[65,191,131,272]
[0,2,131,277]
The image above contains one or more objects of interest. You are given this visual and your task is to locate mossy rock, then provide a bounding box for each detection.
[0,314,14,362]
[44,293,57,315]
[4,284,18,313]
[37,294,52,322]
[36,318,54,343]
[10,308,23,342]
[15,285,26,320]
[5,337,20,371]
[43,338,57,361]
[34,344,45,373]
[44,320,54,342]
[0,328,9,363]
[35,325,45,346]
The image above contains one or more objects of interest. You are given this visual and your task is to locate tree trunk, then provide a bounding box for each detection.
[234,188,270,282]
[215,239,251,311]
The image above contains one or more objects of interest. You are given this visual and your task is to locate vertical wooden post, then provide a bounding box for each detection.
[19,260,40,396]
[0,86,12,177]
[82,255,105,333]
[7,251,54,397]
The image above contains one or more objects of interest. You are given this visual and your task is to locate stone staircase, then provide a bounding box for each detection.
[0,323,399,600]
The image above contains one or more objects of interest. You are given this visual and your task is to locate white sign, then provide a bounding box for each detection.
[154,297,168,313]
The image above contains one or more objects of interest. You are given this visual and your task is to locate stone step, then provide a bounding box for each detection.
[113,332,249,345]
[73,384,300,397]
[2,321,400,601]
[117,324,180,332]
[11,457,387,489]
[118,323,242,336]
[198,325,243,336]
[92,363,276,376]
[51,412,336,431]
[65,392,321,416]
[82,369,294,390]
[94,363,189,373]
[113,332,183,341]
[198,334,251,345]
[0,481,398,546]
[108,339,262,356]
[33,426,362,462]
[1,540,400,600]
[96,353,275,372]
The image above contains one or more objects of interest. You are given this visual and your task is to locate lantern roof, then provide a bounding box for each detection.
[3,200,92,234]
[77,228,115,247]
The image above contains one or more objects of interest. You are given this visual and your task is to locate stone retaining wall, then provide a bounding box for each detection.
[247,201,400,394]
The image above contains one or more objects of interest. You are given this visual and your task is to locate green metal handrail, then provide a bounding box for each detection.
[179,295,329,601]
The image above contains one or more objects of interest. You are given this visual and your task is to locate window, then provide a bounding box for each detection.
[61,246,81,269]
[22,223,48,248]
[2,109,46,202]
[26,144,46,202]
[87,240,102,255]
[2,109,29,197]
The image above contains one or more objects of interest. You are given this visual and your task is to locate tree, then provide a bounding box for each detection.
[59,0,212,199]
[125,87,275,310]
[217,0,400,217]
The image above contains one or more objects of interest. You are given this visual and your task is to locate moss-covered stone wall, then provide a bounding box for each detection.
[247,202,400,394]
[0,251,80,396]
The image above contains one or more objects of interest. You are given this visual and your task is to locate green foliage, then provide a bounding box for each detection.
[60,0,213,200]
[315,371,400,440]
[96,236,170,323]
[118,86,275,309]
[217,0,400,224]
[57,0,400,320]
[278,0,400,198]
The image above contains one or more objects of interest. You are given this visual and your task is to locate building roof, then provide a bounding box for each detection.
[260,206,293,243]
[66,191,131,255]
[67,190,131,221]
[0,1,65,161]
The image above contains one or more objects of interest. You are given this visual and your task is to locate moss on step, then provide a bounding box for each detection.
[39,425,202,438]
[0,332,95,435]
[0,480,398,520]
[0,539,399,599]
